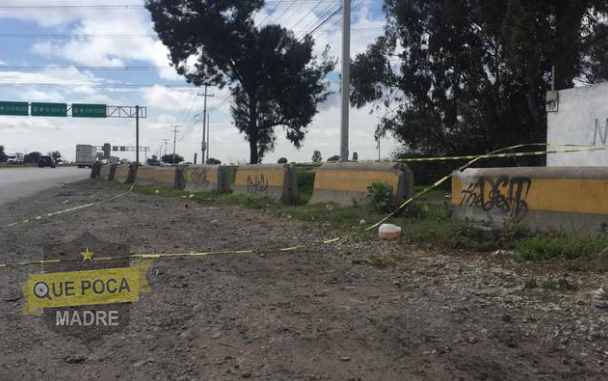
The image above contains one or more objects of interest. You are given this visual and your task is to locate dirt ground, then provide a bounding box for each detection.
[1,180,607,381]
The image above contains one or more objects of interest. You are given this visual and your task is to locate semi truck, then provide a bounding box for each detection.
[6,153,24,164]
[75,145,97,168]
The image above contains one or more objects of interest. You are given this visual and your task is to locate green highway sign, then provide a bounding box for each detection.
[31,102,67,117]
[0,101,29,116]
[72,103,107,118]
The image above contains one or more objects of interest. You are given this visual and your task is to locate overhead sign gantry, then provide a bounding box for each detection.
[0,101,148,164]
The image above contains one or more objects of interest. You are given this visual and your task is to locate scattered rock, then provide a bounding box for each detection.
[133,358,155,368]
[595,300,608,309]
[339,356,351,362]
[524,279,538,289]
[64,355,87,364]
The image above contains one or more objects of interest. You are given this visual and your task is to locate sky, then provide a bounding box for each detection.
[0,0,399,163]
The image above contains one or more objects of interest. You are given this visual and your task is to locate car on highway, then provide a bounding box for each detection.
[37,156,56,168]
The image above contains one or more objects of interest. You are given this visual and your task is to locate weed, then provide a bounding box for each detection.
[367,182,393,212]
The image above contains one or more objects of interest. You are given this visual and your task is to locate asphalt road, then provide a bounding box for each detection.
[0,167,90,206]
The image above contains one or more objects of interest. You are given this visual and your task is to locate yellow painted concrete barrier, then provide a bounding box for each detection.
[452,167,608,234]
[233,164,298,203]
[134,166,177,188]
[309,162,414,207]
[113,165,135,184]
[181,165,230,193]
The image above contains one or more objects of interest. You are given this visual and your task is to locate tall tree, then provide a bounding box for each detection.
[312,150,322,163]
[24,151,42,164]
[161,154,184,164]
[351,0,608,157]
[145,0,335,164]
[49,151,62,161]
[0,145,7,162]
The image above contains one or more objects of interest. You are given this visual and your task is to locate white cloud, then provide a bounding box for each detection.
[0,1,141,27]
[30,9,181,81]
[140,86,199,112]
[0,1,400,164]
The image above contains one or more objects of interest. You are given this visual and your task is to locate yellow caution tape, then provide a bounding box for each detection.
[397,145,608,162]
[2,142,605,270]
[1,183,135,229]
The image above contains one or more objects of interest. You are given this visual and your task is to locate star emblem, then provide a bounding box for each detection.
[81,248,95,262]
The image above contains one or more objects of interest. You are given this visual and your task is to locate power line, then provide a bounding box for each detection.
[296,1,340,39]
[0,82,198,88]
[258,0,285,27]
[0,28,382,40]
[313,0,365,38]
[307,5,343,36]
[289,0,329,31]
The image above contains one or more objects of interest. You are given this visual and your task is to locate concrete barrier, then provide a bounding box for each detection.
[309,162,414,207]
[452,167,608,234]
[233,164,298,203]
[90,162,102,179]
[134,166,178,188]
[113,165,135,184]
[181,165,230,193]
[100,164,116,181]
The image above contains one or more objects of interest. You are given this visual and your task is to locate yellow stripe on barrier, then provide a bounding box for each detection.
[2,142,607,271]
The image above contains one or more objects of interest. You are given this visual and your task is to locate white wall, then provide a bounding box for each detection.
[547,82,608,166]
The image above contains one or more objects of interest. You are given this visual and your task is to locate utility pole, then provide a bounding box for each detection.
[377,139,381,161]
[135,105,140,166]
[340,0,351,162]
[171,125,180,163]
[198,85,215,162]
[162,139,170,157]
[206,114,211,162]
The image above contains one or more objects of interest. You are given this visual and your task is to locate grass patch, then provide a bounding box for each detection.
[103,180,608,271]
[296,170,315,204]
[513,235,608,271]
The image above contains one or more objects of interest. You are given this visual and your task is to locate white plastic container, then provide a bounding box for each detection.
[378,224,402,240]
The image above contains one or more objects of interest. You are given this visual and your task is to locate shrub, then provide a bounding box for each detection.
[277,157,288,164]
[367,182,393,212]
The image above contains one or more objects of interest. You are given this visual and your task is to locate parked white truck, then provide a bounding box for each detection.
[6,153,24,164]
[75,145,97,168]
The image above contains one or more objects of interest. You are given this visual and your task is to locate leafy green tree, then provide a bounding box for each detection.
[49,151,62,162]
[146,0,335,164]
[0,145,7,162]
[351,0,608,158]
[25,151,42,164]
[161,154,184,164]
[327,155,340,162]
[147,155,161,166]
[312,150,322,163]
[277,157,288,164]
[206,158,221,164]
[352,152,358,161]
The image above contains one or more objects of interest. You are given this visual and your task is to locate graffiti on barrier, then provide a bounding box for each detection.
[189,168,210,187]
[460,176,532,219]
[246,174,268,194]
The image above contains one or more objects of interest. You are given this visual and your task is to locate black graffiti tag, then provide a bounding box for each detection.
[190,168,210,187]
[246,174,268,194]
[460,176,532,219]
